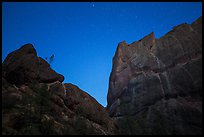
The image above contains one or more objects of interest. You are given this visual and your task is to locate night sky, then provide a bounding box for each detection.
[2,2,202,107]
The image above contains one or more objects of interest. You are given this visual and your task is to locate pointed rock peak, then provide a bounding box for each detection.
[3,43,37,65]
[20,43,34,49]
[114,40,129,58]
[119,40,128,46]
[129,32,156,47]
[132,32,156,48]
[147,31,155,37]
[139,32,155,42]
[191,16,202,33]
[172,23,189,30]
[192,16,202,25]
[18,43,37,55]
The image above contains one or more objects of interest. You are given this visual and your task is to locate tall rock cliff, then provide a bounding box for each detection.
[107,16,202,135]
[2,44,118,135]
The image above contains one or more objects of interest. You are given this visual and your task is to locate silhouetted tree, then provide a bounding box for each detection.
[49,54,54,65]
[45,54,54,67]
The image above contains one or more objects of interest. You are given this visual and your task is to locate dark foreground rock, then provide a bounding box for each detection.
[2,44,64,85]
[2,45,118,135]
[107,16,202,135]
[2,80,118,135]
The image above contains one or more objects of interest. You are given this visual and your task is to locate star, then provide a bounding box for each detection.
[92,4,95,7]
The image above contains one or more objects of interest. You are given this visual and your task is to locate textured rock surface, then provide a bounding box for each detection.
[2,80,118,135]
[107,16,202,135]
[2,44,118,135]
[2,44,64,84]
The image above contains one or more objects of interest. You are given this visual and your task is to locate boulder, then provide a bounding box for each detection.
[2,43,64,85]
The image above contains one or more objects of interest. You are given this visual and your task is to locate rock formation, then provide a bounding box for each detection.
[2,44,118,135]
[2,16,202,135]
[2,43,64,85]
[107,16,202,135]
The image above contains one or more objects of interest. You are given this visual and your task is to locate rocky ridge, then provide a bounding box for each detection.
[2,44,118,135]
[107,16,202,135]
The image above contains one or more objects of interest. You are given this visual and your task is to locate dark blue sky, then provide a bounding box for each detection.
[2,2,202,106]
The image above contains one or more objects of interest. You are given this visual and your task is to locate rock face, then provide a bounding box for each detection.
[107,16,202,135]
[2,44,118,135]
[2,44,64,85]
[2,80,118,135]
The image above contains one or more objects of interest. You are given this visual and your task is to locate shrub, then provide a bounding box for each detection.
[151,108,168,135]
[40,119,55,135]
[75,116,88,135]
[75,105,89,118]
